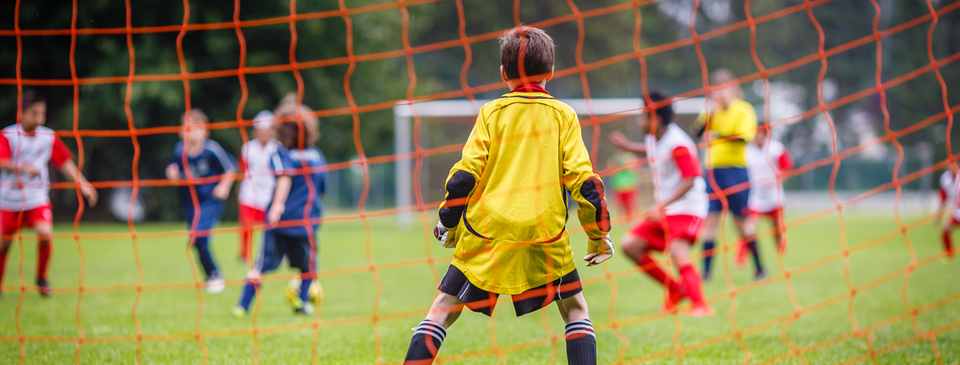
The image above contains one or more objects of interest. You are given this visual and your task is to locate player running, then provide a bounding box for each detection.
[693,69,762,281]
[233,103,326,317]
[738,122,794,267]
[402,26,612,365]
[237,110,280,262]
[938,168,957,260]
[166,109,237,293]
[0,91,98,297]
[609,91,713,316]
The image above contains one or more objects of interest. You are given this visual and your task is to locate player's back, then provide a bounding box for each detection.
[271,146,326,237]
[463,91,578,243]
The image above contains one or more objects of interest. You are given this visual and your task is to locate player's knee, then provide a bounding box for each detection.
[245,269,261,281]
[426,293,463,328]
[557,293,589,323]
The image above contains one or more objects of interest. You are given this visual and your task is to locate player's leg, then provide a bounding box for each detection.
[234,230,281,317]
[669,239,713,316]
[556,293,596,365]
[700,211,720,280]
[770,209,787,255]
[32,220,54,297]
[0,210,18,296]
[941,215,957,259]
[403,292,463,365]
[735,211,758,269]
[238,204,253,262]
[734,215,764,280]
[194,201,224,292]
[620,222,682,310]
[286,233,318,314]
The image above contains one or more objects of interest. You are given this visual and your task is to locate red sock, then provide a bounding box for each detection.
[678,264,705,306]
[638,255,679,291]
[240,227,251,260]
[736,242,747,266]
[37,238,51,282]
[943,230,955,258]
[0,245,9,285]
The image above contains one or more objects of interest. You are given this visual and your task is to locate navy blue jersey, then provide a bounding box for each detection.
[169,140,237,208]
[269,146,327,237]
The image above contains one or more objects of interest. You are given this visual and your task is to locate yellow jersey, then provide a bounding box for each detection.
[438,85,610,295]
[694,98,758,168]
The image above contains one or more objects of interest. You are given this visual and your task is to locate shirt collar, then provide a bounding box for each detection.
[509,84,550,95]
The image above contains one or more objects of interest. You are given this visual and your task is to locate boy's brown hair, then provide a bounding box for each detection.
[181,109,209,126]
[499,25,555,81]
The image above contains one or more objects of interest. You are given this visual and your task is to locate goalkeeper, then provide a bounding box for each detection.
[402,25,612,365]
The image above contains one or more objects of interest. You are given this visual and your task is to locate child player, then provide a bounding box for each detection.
[609,91,713,316]
[0,91,98,297]
[738,121,794,267]
[693,69,761,281]
[938,167,957,259]
[237,110,280,262]
[166,109,237,293]
[232,103,326,317]
[403,25,613,365]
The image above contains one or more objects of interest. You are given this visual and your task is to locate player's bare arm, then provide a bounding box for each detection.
[268,175,292,224]
[0,160,40,178]
[212,167,236,200]
[57,160,97,207]
[609,131,646,155]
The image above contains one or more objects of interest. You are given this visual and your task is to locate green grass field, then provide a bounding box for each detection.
[1,211,958,364]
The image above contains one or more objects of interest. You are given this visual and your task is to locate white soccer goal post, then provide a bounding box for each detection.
[392,97,707,229]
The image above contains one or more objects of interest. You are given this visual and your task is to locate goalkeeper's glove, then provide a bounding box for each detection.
[583,235,614,266]
[434,221,459,249]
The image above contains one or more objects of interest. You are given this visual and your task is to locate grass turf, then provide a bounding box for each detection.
[0,212,958,364]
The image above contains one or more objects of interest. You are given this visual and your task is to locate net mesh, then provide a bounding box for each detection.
[1,0,959,364]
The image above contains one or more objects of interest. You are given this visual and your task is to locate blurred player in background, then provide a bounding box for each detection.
[237,110,280,262]
[738,122,794,268]
[0,91,98,297]
[693,69,762,281]
[938,168,957,260]
[233,103,326,317]
[607,147,641,219]
[610,91,713,316]
[166,109,236,293]
[404,26,611,365]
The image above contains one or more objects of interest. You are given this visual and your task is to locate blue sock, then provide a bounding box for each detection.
[299,278,312,304]
[238,281,259,310]
[194,236,219,279]
[702,241,715,278]
[747,239,764,274]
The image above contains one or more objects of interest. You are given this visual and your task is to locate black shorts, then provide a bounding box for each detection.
[255,230,316,275]
[438,265,582,317]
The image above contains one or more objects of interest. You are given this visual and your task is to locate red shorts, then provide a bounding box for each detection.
[749,207,783,223]
[629,215,705,252]
[239,203,266,226]
[1,204,53,236]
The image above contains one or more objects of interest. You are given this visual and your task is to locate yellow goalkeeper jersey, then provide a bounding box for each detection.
[693,98,758,168]
[438,85,610,295]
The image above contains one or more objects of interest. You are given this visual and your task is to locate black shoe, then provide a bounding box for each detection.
[37,279,52,297]
[754,271,767,281]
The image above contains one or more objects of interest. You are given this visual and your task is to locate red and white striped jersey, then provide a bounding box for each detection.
[646,124,708,218]
[0,124,73,211]
[746,140,793,213]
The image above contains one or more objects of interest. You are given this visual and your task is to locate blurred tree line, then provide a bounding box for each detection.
[0,0,957,221]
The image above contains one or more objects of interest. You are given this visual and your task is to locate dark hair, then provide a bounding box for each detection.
[21,90,45,110]
[645,91,674,125]
[277,119,301,149]
[499,25,555,80]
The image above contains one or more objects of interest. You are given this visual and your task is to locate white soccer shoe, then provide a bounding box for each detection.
[205,274,225,294]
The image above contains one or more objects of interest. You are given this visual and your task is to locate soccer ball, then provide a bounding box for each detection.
[285,277,324,305]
